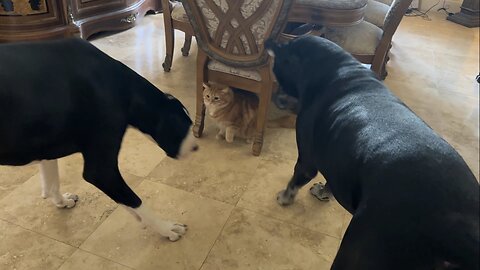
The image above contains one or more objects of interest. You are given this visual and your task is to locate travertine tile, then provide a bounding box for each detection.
[201,208,340,270]
[149,136,260,205]
[58,249,133,270]
[0,154,142,247]
[0,219,75,270]
[119,128,167,178]
[80,180,233,270]
[238,158,348,238]
[0,164,37,201]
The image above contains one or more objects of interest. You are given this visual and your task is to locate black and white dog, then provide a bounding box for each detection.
[0,38,198,241]
[266,36,479,270]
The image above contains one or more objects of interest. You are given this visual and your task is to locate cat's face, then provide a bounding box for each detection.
[203,83,233,108]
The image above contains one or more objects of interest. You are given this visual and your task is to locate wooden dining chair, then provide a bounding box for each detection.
[161,0,194,72]
[324,0,413,79]
[181,0,293,156]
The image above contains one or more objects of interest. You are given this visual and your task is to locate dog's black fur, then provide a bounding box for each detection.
[266,36,479,270]
[0,38,194,208]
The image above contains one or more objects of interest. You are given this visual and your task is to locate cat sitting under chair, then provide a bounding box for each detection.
[203,82,296,144]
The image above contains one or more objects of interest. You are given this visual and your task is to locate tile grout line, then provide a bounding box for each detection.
[197,206,236,270]
[76,248,137,270]
[0,216,78,248]
[232,204,344,241]
[239,205,343,240]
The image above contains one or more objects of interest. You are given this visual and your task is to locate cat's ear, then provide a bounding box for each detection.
[202,82,210,91]
[221,87,230,93]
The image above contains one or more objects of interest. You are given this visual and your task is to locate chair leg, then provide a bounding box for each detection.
[162,4,175,72]
[193,51,208,138]
[252,73,273,156]
[181,34,193,56]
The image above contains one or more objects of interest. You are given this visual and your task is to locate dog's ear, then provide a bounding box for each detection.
[265,38,282,57]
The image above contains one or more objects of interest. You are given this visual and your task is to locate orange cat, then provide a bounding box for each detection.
[203,82,258,143]
[203,82,296,143]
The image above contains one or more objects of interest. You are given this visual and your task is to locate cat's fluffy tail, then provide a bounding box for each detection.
[267,115,296,129]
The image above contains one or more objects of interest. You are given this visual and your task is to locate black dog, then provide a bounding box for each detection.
[266,36,479,270]
[0,38,198,241]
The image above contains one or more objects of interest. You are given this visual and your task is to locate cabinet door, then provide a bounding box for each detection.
[72,0,126,19]
[0,0,68,31]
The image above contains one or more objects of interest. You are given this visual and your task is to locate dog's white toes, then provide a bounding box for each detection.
[168,233,182,242]
[54,193,79,208]
[64,199,77,208]
[55,199,76,209]
[277,190,294,206]
[171,223,188,234]
[163,223,187,241]
[63,193,79,202]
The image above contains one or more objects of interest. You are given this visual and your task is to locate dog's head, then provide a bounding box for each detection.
[265,38,303,98]
[265,35,346,98]
[151,94,198,159]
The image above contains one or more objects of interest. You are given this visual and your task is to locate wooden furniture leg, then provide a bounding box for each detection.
[193,50,208,138]
[252,67,274,156]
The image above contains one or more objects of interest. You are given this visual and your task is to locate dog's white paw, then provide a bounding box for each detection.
[162,222,188,242]
[277,190,295,206]
[55,193,79,209]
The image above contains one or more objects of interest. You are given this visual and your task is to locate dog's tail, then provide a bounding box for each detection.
[267,115,296,129]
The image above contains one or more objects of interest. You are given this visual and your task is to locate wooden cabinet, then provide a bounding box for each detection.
[0,0,162,42]
[71,0,162,39]
[0,0,74,42]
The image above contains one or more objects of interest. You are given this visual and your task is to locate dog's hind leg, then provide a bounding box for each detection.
[82,151,187,241]
[39,159,79,208]
[277,160,317,206]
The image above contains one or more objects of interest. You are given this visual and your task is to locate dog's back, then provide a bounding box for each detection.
[0,39,136,165]
[269,36,479,269]
[314,41,478,270]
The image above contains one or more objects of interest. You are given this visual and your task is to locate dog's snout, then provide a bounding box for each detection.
[192,145,199,152]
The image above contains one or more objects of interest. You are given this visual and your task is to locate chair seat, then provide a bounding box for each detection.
[325,21,383,55]
[295,0,367,9]
[365,0,390,28]
[171,3,189,22]
[376,0,393,4]
[208,60,261,81]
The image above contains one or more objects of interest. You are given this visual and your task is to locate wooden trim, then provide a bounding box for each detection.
[289,3,366,27]
[76,0,162,39]
[208,70,264,94]
[0,0,76,42]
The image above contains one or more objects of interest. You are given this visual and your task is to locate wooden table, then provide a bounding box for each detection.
[289,0,367,27]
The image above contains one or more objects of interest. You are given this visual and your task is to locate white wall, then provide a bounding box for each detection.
[419,0,463,12]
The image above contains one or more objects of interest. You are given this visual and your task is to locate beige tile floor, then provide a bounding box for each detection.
[1,6,479,270]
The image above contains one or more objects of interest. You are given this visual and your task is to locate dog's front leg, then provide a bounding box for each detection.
[83,154,187,241]
[39,159,79,208]
[277,160,317,206]
[124,205,188,242]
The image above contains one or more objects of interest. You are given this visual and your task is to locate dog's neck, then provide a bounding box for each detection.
[127,78,167,136]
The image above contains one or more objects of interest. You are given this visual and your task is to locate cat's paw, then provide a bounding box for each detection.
[215,133,224,140]
[225,137,234,143]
